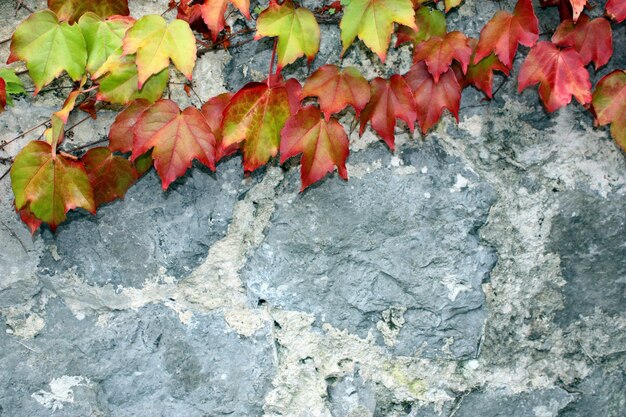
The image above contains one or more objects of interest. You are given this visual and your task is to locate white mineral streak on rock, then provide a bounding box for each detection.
[31,376,91,411]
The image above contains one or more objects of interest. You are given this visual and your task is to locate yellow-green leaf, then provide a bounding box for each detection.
[340,0,416,62]
[122,15,196,88]
[7,10,87,94]
[79,13,134,74]
[48,0,130,23]
[255,0,320,70]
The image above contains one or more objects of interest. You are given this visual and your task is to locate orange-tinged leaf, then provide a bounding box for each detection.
[396,7,446,47]
[132,99,217,190]
[122,15,196,88]
[177,0,209,35]
[552,14,613,70]
[200,92,236,161]
[359,75,417,150]
[18,205,43,234]
[221,82,291,172]
[606,0,626,23]
[404,61,461,133]
[340,0,417,62]
[280,106,349,190]
[109,99,152,153]
[82,147,137,206]
[301,65,370,121]
[464,44,510,99]
[518,41,591,112]
[48,0,129,23]
[475,0,538,69]
[591,70,626,151]
[11,140,95,230]
[413,31,471,82]
[540,0,588,22]
[255,0,320,70]
[199,0,251,42]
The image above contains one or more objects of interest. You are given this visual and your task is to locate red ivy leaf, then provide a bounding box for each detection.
[552,14,613,70]
[197,0,251,42]
[132,99,216,190]
[359,75,417,150]
[606,0,626,23]
[200,92,236,162]
[177,0,210,35]
[82,147,138,206]
[301,65,371,121]
[592,70,626,151]
[221,82,291,172]
[413,31,471,82]
[0,78,6,112]
[285,78,303,115]
[281,106,349,190]
[18,205,43,234]
[540,0,588,22]
[475,0,539,69]
[109,99,152,153]
[518,41,591,112]
[463,39,510,99]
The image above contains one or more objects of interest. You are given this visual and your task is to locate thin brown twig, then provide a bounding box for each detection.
[0,120,48,151]
[65,138,108,153]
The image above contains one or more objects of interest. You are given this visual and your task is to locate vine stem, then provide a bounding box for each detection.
[0,120,48,151]
[268,38,278,88]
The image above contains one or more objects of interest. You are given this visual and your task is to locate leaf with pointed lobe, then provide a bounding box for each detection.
[0,69,25,108]
[606,0,626,23]
[177,0,210,35]
[54,76,86,124]
[109,99,152,153]
[413,31,471,82]
[540,0,588,22]
[340,0,417,62]
[79,13,134,74]
[285,78,303,115]
[463,41,510,99]
[475,0,538,69]
[552,14,613,70]
[82,147,137,206]
[359,75,417,150]
[301,65,370,121]
[197,0,251,42]
[93,54,168,105]
[200,92,236,161]
[131,99,217,190]
[221,82,291,172]
[396,7,446,48]
[255,0,320,70]
[18,205,43,234]
[11,140,95,230]
[591,70,626,151]
[404,61,461,133]
[7,10,87,94]
[122,15,196,88]
[281,106,349,191]
[518,41,591,112]
[48,0,130,23]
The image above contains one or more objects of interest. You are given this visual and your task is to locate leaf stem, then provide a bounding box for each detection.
[268,38,277,88]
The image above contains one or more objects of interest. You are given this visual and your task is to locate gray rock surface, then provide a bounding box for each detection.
[0,0,625,416]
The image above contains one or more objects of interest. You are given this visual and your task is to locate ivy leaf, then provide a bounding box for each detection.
[285,78,303,115]
[48,0,130,23]
[539,0,588,22]
[109,99,152,153]
[7,10,87,94]
[606,0,626,23]
[122,15,196,88]
[0,79,6,112]
[463,40,510,99]
[79,13,134,74]
[359,75,417,150]
[340,0,417,62]
[0,69,25,108]
[177,0,210,35]
[404,61,461,133]
[221,82,291,172]
[413,31,471,82]
[200,92,236,162]
[301,65,370,121]
[441,0,463,12]
[82,147,137,206]
[591,70,626,151]
[281,106,349,190]
[475,0,538,69]
[396,7,446,48]
[92,54,168,105]
[256,0,320,70]
[198,0,251,42]
[11,141,95,230]
[132,99,217,190]
[552,14,613,70]
[18,206,43,235]
[518,41,591,112]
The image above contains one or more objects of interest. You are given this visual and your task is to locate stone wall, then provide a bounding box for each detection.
[0,1,624,416]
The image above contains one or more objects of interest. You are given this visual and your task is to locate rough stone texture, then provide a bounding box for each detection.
[1,0,626,416]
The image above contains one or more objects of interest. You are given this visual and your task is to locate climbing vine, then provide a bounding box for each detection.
[1,0,625,232]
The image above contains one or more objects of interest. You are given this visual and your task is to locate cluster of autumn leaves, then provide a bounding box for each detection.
[2,0,626,232]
